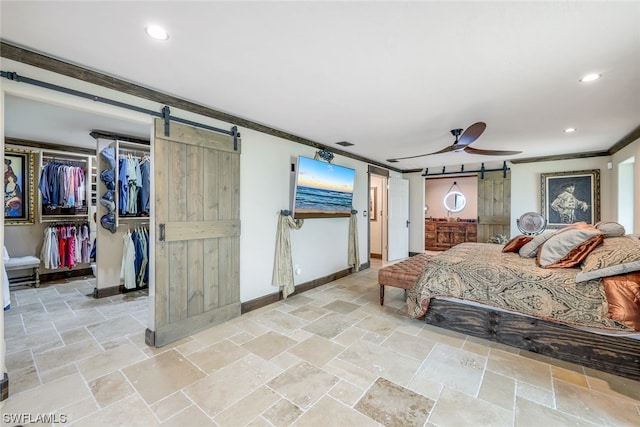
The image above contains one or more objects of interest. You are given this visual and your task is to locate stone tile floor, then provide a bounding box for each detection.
[1,261,639,426]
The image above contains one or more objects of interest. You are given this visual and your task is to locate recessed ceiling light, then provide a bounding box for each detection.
[564,127,576,133]
[579,73,601,83]
[145,25,169,41]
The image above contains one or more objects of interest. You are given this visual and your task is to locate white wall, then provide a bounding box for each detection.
[238,128,370,301]
[611,136,640,234]
[0,58,375,307]
[509,157,613,237]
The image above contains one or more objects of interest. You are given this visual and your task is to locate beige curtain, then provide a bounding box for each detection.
[272,213,304,299]
[348,212,360,272]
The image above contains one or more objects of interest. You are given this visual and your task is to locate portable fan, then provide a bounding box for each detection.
[516,212,546,235]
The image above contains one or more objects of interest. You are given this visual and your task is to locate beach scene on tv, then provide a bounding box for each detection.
[294,156,355,218]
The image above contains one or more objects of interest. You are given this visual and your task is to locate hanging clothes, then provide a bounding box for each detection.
[121,230,137,289]
[117,154,150,217]
[38,162,86,208]
[39,223,90,270]
[118,156,130,215]
[40,226,60,270]
[120,226,149,289]
[132,227,149,287]
[139,156,151,215]
[79,224,90,263]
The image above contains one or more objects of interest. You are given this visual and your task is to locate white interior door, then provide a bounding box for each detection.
[388,177,409,261]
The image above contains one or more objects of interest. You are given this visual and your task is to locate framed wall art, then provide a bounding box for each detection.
[541,169,600,228]
[4,147,35,225]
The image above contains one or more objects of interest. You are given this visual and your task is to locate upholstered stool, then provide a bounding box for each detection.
[378,253,432,305]
[5,256,41,288]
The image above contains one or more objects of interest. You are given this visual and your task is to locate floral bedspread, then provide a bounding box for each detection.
[406,243,631,331]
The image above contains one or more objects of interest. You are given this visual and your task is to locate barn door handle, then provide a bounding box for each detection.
[159,224,166,242]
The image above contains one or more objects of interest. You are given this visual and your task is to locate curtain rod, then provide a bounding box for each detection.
[1,70,239,147]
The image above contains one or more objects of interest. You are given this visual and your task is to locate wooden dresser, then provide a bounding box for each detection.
[425,219,477,251]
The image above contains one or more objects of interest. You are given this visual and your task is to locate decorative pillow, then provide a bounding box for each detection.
[502,235,534,253]
[595,221,626,238]
[518,232,554,258]
[537,225,603,268]
[602,272,640,331]
[518,222,588,258]
[576,236,640,282]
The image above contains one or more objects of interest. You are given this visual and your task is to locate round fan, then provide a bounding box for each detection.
[516,212,546,235]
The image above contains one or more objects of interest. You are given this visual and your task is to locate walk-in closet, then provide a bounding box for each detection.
[3,94,152,306]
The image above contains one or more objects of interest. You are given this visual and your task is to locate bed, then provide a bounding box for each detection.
[404,226,640,381]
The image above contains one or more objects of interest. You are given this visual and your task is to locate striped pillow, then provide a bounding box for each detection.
[576,236,640,282]
[537,224,603,268]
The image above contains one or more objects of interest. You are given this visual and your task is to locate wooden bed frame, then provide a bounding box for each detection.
[379,253,640,382]
[424,298,640,382]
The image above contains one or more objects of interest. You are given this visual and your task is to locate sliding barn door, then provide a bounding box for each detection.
[477,170,511,243]
[152,119,241,347]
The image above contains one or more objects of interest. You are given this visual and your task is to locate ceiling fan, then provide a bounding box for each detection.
[387,122,522,162]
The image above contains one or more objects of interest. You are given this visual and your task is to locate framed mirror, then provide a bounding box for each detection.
[444,190,466,213]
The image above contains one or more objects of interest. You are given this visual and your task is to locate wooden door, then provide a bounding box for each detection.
[151,119,241,347]
[477,171,511,243]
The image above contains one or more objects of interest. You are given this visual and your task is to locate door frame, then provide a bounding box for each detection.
[0,76,154,392]
[368,166,390,262]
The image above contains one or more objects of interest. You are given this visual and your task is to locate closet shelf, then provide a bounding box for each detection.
[118,216,150,222]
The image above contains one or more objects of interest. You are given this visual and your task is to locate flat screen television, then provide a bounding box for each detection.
[292,156,356,219]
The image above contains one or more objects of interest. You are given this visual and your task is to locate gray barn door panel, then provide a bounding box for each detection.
[477,171,511,243]
[152,119,241,347]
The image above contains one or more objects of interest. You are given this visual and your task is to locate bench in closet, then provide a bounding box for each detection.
[4,247,40,288]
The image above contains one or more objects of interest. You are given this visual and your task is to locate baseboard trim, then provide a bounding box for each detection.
[93,284,148,298]
[1,372,8,401]
[41,267,93,283]
[241,262,370,314]
[145,328,156,347]
[93,285,122,298]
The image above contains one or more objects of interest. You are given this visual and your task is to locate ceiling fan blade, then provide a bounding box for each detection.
[387,144,458,162]
[428,144,459,155]
[463,146,522,156]
[457,122,486,147]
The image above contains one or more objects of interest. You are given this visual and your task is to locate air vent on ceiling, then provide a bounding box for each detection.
[335,141,354,147]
